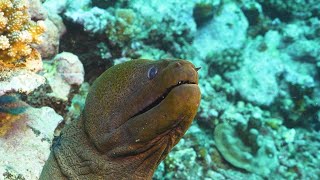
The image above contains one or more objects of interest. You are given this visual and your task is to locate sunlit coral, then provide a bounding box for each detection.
[0,0,45,69]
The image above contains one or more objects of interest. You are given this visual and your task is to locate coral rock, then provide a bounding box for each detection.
[0,0,45,68]
[214,122,279,176]
[43,52,84,100]
[36,18,61,59]
[0,106,62,179]
[193,2,248,58]
[0,70,45,96]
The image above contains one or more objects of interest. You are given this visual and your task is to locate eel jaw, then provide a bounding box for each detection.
[132,83,200,165]
[130,80,197,119]
[129,82,200,151]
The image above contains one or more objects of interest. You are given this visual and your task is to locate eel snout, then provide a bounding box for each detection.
[106,60,201,157]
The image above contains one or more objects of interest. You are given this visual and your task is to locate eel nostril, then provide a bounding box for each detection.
[175,62,182,67]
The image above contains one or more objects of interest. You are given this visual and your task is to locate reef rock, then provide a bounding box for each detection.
[0,70,45,96]
[193,2,249,58]
[0,106,62,179]
[225,31,284,106]
[36,15,66,59]
[43,52,85,100]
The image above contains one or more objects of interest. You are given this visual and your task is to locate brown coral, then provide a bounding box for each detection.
[0,0,45,69]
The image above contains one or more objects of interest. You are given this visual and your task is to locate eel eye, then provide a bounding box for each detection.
[147,66,158,80]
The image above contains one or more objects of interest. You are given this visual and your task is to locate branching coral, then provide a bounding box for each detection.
[0,0,45,69]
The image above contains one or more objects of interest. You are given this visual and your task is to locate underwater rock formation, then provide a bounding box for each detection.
[225,30,283,106]
[206,48,244,74]
[193,2,248,58]
[198,75,234,124]
[52,0,198,59]
[0,96,62,179]
[43,52,84,100]
[214,123,279,176]
[36,14,65,59]
[0,69,45,96]
[275,128,320,179]
[214,102,279,176]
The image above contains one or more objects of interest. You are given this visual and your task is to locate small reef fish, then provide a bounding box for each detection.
[0,95,28,137]
[0,95,28,115]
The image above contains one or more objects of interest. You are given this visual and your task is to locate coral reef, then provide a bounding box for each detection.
[1,0,320,179]
[64,82,89,124]
[51,0,198,59]
[0,0,45,68]
[275,128,320,179]
[35,13,66,59]
[154,123,216,179]
[0,0,64,96]
[193,1,215,26]
[105,8,140,47]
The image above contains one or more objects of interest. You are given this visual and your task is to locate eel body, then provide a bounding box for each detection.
[40,59,201,179]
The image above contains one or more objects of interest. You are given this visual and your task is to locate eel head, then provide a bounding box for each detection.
[83,59,201,177]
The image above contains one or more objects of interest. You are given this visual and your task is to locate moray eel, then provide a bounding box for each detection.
[40,59,201,179]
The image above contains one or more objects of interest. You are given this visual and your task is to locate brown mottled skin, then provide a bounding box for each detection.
[40,59,201,179]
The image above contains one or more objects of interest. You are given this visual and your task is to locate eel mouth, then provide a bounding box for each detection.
[130,80,196,119]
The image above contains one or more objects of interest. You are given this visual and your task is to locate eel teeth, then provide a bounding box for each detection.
[195,67,201,71]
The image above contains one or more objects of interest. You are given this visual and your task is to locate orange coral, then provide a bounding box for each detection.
[0,0,45,69]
